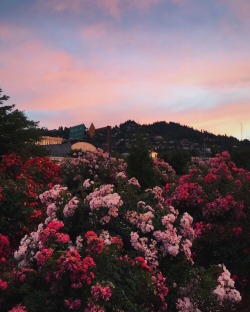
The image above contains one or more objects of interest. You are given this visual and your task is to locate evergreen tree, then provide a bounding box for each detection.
[127,133,157,189]
[0,88,46,158]
[160,149,193,175]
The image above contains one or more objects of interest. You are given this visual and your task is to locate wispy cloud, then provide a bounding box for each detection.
[0,0,250,139]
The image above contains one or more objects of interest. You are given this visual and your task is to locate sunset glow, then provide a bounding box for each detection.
[0,0,250,139]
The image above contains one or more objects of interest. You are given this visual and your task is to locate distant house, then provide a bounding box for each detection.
[38,136,63,145]
[37,136,69,157]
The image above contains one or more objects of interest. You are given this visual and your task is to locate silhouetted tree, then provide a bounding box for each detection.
[0,88,46,158]
[231,146,250,171]
[40,126,70,139]
[160,149,193,175]
[127,134,157,189]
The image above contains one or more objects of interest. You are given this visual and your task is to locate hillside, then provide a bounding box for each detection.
[40,120,250,170]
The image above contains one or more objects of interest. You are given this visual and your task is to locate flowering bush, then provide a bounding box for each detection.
[0,150,246,311]
[0,154,61,249]
[60,149,127,191]
[165,152,250,292]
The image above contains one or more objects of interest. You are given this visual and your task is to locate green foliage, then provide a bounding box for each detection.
[0,88,45,159]
[231,146,250,171]
[127,134,157,189]
[160,149,193,175]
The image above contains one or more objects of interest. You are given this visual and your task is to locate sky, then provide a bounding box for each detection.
[0,0,250,140]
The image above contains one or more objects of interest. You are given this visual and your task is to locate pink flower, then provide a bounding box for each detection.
[181,239,193,263]
[85,231,104,254]
[56,251,96,285]
[64,299,82,309]
[63,197,79,218]
[232,227,243,237]
[116,172,127,179]
[8,305,27,312]
[0,278,8,290]
[235,179,242,188]
[39,220,66,245]
[213,264,241,303]
[221,151,230,159]
[151,272,168,309]
[176,297,200,312]
[204,173,217,184]
[135,256,151,271]
[83,179,94,188]
[35,248,53,266]
[84,301,105,312]
[111,236,123,248]
[0,233,10,258]
[47,220,64,231]
[56,233,70,244]
[91,283,112,302]
[128,177,140,187]
[85,184,123,224]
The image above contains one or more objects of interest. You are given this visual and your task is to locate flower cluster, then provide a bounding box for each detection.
[213,264,242,303]
[0,278,8,290]
[85,184,123,224]
[55,250,96,286]
[60,149,127,190]
[85,231,104,254]
[125,203,154,233]
[8,304,28,312]
[0,233,10,258]
[63,196,79,218]
[35,248,53,267]
[91,282,112,302]
[14,224,44,268]
[64,299,82,310]
[131,232,159,268]
[39,184,79,222]
[39,220,70,246]
[176,297,201,312]
[153,157,176,185]
[151,272,169,311]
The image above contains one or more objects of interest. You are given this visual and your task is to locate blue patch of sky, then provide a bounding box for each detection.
[26,109,70,126]
[0,0,42,27]
[108,1,238,58]
[0,0,34,17]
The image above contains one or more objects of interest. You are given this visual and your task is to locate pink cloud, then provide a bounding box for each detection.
[79,22,250,91]
[1,18,250,140]
[0,26,133,117]
[145,50,250,90]
[224,0,250,21]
